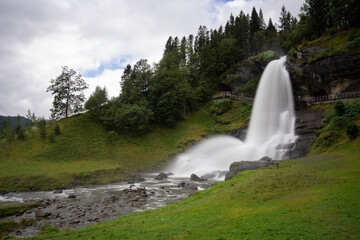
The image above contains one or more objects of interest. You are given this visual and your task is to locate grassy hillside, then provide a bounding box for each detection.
[33,137,360,240]
[0,101,251,192]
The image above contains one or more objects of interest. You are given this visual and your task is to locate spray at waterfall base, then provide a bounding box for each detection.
[167,57,297,178]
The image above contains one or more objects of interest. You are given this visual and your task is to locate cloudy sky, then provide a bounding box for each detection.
[0,0,305,118]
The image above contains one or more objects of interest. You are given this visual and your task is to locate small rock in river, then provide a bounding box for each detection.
[68,194,76,199]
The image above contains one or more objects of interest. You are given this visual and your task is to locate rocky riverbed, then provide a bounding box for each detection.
[0,174,217,238]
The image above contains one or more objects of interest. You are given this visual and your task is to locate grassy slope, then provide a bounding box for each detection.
[0,101,250,192]
[34,137,360,240]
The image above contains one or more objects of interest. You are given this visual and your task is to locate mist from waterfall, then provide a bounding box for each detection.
[166,56,297,178]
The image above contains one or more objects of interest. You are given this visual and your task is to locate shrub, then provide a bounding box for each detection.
[334,100,345,116]
[210,99,232,116]
[346,123,359,140]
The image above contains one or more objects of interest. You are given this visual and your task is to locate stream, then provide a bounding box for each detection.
[0,174,219,238]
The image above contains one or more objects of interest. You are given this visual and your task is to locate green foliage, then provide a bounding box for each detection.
[239,77,260,97]
[346,123,359,140]
[334,100,345,116]
[37,118,47,141]
[17,127,25,140]
[115,104,153,133]
[309,37,360,62]
[47,66,89,119]
[311,100,360,153]
[0,221,18,238]
[0,203,39,218]
[210,99,232,116]
[85,86,108,122]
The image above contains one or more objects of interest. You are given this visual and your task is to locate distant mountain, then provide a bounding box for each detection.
[0,115,28,129]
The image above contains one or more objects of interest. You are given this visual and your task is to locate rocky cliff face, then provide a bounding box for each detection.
[286,48,360,97]
[222,51,279,96]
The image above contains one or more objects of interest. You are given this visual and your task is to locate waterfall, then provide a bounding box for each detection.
[166,56,297,178]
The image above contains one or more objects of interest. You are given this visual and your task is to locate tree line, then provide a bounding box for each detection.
[46,1,360,134]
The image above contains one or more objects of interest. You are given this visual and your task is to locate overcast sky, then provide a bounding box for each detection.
[0,0,305,118]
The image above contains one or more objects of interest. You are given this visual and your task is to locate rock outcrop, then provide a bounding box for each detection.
[286,49,360,100]
[155,172,168,180]
[287,108,327,159]
[225,157,277,180]
[222,51,279,96]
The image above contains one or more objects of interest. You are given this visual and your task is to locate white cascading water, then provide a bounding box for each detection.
[166,56,297,178]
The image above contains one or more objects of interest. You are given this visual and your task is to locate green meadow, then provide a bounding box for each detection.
[33,137,360,240]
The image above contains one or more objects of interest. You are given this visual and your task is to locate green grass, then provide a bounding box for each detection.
[0,203,39,218]
[0,102,250,192]
[31,137,360,240]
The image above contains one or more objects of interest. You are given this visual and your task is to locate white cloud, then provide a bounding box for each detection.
[0,0,304,118]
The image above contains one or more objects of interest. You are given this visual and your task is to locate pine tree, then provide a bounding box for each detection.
[249,7,261,54]
[259,9,266,30]
[47,66,88,119]
[279,5,292,31]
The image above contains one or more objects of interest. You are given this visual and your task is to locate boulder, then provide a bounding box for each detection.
[190,173,207,181]
[53,189,63,194]
[155,172,168,180]
[125,173,145,184]
[35,209,51,218]
[225,157,277,180]
[67,194,76,199]
[178,182,198,191]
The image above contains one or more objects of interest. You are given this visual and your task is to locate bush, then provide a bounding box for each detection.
[210,99,232,116]
[311,99,360,153]
[113,104,153,133]
[334,100,345,116]
[346,123,359,140]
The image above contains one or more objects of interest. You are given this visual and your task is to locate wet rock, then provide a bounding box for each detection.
[287,108,326,159]
[53,189,63,194]
[184,183,198,190]
[178,182,198,191]
[190,174,207,181]
[35,209,51,218]
[201,171,228,179]
[225,157,277,180]
[68,194,76,199]
[125,173,145,184]
[155,172,168,180]
[166,172,174,176]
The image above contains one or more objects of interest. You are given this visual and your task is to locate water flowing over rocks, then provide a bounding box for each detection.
[154,172,168,180]
[225,157,277,180]
[0,175,218,238]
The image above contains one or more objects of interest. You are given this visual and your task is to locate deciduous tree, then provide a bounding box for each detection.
[47,66,88,119]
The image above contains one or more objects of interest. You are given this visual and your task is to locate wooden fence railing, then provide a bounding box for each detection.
[213,91,360,104]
